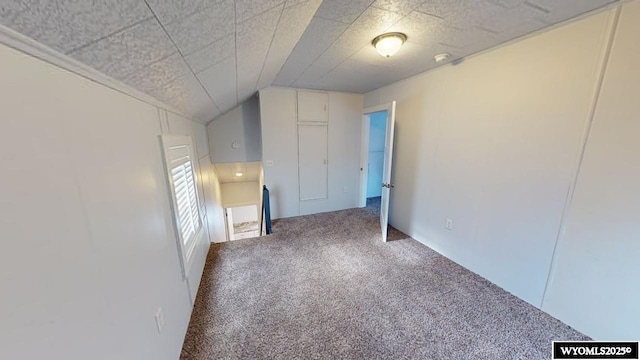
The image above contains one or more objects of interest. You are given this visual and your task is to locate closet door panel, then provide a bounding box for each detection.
[298,125,328,201]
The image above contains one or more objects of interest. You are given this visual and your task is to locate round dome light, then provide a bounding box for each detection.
[372,32,407,58]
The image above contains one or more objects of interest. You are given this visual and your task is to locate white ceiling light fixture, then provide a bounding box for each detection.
[235,172,244,177]
[372,32,407,58]
[434,53,451,63]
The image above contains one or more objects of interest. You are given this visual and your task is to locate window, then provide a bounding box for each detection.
[161,135,202,276]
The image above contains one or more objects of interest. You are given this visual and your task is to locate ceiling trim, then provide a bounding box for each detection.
[264,85,364,96]
[0,22,204,124]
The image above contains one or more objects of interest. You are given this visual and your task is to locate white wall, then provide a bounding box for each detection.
[366,111,386,198]
[542,1,640,340]
[0,39,225,359]
[365,6,623,337]
[207,96,261,164]
[259,87,300,219]
[221,181,261,208]
[201,158,228,244]
[230,205,259,224]
[260,87,363,219]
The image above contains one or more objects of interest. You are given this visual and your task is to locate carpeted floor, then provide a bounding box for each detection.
[366,196,381,216]
[180,203,588,359]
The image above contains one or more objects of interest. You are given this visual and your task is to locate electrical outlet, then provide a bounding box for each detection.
[343,186,349,193]
[154,307,165,333]
[265,160,274,167]
[445,218,454,231]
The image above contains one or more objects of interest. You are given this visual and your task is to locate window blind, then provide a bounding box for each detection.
[171,160,199,248]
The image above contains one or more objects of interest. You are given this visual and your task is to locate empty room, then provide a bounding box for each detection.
[1,0,639,359]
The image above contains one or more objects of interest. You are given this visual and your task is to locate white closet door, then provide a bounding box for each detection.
[298,125,328,201]
[297,91,328,122]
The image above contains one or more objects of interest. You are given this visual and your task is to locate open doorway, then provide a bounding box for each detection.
[359,102,397,242]
[360,110,387,215]
[213,161,264,242]
[225,205,260,240]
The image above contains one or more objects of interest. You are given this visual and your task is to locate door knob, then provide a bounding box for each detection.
[382,183,395,188]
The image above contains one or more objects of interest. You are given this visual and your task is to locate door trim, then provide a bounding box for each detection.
[359,103,395,208]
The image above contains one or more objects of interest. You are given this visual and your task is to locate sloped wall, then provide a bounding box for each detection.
[207,96,262,164]
[0,39,224,359]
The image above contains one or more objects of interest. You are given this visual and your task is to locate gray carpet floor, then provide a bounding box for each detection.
[180,201,588,359]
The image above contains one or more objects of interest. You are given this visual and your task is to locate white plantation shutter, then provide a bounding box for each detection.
[161,135,202,276]
[171,160,199,246]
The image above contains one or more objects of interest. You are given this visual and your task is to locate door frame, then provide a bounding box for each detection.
[224,208,234,241]
[359,103,393,208]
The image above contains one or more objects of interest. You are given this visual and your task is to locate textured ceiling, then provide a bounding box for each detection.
[0,0,322,123]
[0,0,617,123]
[275,0,618,92]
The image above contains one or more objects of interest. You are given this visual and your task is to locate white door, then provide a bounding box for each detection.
[298,125,328,201]
[380,101,396,242]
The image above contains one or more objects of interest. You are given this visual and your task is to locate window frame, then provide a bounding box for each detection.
[160,134,203,278]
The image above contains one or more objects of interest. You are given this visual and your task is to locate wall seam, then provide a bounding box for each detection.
[539,5,622,308]
[157,107,164,133]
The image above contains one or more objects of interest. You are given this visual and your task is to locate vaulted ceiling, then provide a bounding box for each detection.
[0,0,617,123]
